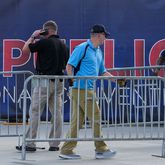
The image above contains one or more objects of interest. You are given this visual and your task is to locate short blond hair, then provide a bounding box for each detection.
[43,20,58,32]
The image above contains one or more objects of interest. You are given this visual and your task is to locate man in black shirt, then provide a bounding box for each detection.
[16,20,68,152]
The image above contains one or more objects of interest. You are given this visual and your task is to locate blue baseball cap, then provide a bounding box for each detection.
[90,24,110,37]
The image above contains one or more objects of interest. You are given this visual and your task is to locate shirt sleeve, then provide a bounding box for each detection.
[29,39,45,53]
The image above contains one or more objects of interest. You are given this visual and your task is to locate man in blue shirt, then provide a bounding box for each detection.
[59,24,117,159]
[153,50,165,76]
[68,39,107,89]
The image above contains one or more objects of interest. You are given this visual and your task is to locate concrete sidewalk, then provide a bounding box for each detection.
[0,137,165,165]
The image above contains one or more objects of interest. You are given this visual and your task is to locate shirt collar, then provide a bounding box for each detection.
[87,39,99,50]
[48,34,59,39]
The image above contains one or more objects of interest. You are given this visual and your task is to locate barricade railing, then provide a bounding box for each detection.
[21,70,165,159]
[0,71,33,137]
[107,65,165,77]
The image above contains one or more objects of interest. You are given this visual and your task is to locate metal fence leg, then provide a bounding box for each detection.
[18,134,21,147]
[161,87,165,158]
[21,141,26,160]
[162,138,165,157]
[152,138,165,158]
[151,83,165,158]
[161,108,165,158]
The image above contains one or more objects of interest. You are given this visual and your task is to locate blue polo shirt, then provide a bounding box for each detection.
[68,39,106,89]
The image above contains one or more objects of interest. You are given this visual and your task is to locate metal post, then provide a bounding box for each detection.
[161,138,165,157]
[161,87,165,157]
[21,76,33,160]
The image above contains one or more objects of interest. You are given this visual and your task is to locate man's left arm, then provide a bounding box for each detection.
[102,71,115,82]
[103,71,127,87]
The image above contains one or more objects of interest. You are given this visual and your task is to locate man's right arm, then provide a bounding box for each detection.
[22,37,35,54]
[66,64,74,86]
[22,30,41,54]
[66,64,73,76]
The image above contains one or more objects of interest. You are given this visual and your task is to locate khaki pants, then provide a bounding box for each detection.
[60,88,109,154]
[26,80,63,148]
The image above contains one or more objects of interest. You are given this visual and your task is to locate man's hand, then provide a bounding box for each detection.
[31,29,41,39]
[152,68,159,76]
[117,79,127,87]
[68,78,74,86]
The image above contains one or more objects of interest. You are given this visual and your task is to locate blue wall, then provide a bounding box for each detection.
[0,0,165,120]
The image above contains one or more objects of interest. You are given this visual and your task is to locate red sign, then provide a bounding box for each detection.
[3,39,165,77]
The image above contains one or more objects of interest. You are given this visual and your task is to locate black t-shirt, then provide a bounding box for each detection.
[29,35,69,75]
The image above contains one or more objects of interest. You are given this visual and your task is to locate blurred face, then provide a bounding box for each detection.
[98,33,106,45]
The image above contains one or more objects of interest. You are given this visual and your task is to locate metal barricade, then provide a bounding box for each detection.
[0,71,33,137]
[107,65,165,77]
[21,69,165,159]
